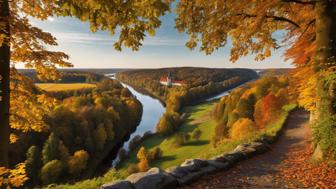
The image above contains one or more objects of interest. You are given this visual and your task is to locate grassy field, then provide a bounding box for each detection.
[119,101,217,170]
[36,83,96,91]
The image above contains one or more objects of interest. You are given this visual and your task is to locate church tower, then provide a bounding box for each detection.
[167,72,172,87]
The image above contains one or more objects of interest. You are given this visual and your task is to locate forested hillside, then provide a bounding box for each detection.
[7,76,142,187]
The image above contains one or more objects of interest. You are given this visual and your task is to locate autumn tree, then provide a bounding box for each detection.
[192,128,202,141]
[42,133,60,164]
[0,0,171,167]
[136,146,149,172]
[25,146,41,184]
[67,150,89,176]
[230,118,257,139]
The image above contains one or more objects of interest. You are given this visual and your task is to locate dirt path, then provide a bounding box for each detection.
[180,109,311,189]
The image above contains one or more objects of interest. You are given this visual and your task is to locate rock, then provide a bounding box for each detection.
[172,165,216,186]
[207,159,231,171]
[222,151,245,163]
[167,160,216,186]
[166,166,189,178]
[234,143,257,157]
[180,159,208,172]
[249,142,270,154]
[101,180,135,189]
[126,167,177,189]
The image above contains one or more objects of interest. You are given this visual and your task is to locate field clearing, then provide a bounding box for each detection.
[36,83,96,91]
[119,101,217,170]
[118,102,296,171]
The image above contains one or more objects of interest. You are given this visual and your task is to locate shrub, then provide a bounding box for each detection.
[94,124,107,151]
[41,160,63,184]
[26,146,41,183]
[172,133,186,148]
[67,150,89,176]
[230,118,257,139]
[137,147,149,172]
[148,147,163,160]
[192,128,202,141]
[127,164,139,174]
[42,133,60,164]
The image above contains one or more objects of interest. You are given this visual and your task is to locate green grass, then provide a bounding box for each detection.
[50,102,296,189]
[118,101,217,169]
[36,83,96,91]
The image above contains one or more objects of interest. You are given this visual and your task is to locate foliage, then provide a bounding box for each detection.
[172,133,187,148]
[192,128,202,141]
[147,147,163,160]
[25,146,41,184]
[230,118,257,139]
[42,133,60,164]
[312,115,336,158]
[212,76,291,146]
[127,164,139,175]
[41,160,63,184]
[67,150,89,176]
[93,124,108,151]
[136,147,149,172]
[0,163,28,188]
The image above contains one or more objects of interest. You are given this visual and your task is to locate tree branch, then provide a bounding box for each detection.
[236,13,301,28]
[281,0,316,5]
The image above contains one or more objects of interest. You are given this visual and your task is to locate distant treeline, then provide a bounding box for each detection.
[116,67,258,136]
[20,70,105,83]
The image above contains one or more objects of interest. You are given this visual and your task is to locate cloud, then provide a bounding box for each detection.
[53,32,186,46]
[47,17,55,22]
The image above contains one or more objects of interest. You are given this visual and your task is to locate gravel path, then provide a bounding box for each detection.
[180,109,310,189]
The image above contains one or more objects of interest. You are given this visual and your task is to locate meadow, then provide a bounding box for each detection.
[36,83,96,91]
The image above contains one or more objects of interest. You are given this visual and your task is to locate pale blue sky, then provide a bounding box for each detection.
[28,12,294,69]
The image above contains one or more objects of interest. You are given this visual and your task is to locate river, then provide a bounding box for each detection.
[108,74,245,166]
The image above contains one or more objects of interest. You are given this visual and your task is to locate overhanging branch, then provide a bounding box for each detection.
[236,13,301,28]
[281,0,316,5]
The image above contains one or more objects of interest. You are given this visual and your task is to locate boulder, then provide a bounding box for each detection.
[167,159,217,186]
[222,151,245,163]
[166,166,189,178]
[234,143,257,157]
[167,165,216,186]
[206,159,231,171]
[180,159,208,172]
[101,180,135,189]
[126,167,177,189]
[249,142,270,154]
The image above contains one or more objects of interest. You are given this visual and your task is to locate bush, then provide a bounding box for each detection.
[26,146,42,184]
[137,147,149,172]
[192,128,202,141]
[127,164,139,174]
[67,150,89,176]
[41,160,63,184]
[172,133,186,148]
[147,147,163,160]
[230,118,257,139]
[42,133,60,164]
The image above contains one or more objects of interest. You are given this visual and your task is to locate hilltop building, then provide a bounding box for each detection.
[160,72,185,87]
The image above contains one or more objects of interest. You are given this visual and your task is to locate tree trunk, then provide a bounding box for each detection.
[0,0,10,168]
[313,0,336,160]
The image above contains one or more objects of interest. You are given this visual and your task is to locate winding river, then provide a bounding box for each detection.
[107,73,250,166]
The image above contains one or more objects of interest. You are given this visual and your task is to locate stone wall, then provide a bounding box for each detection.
[101,137,273,189]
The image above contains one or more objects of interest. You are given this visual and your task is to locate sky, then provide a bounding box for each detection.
[28,12,294,69]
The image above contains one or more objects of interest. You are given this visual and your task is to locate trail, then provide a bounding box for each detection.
[181,109,311,189]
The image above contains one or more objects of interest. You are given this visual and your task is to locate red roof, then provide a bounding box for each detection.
[160,76,186,85]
